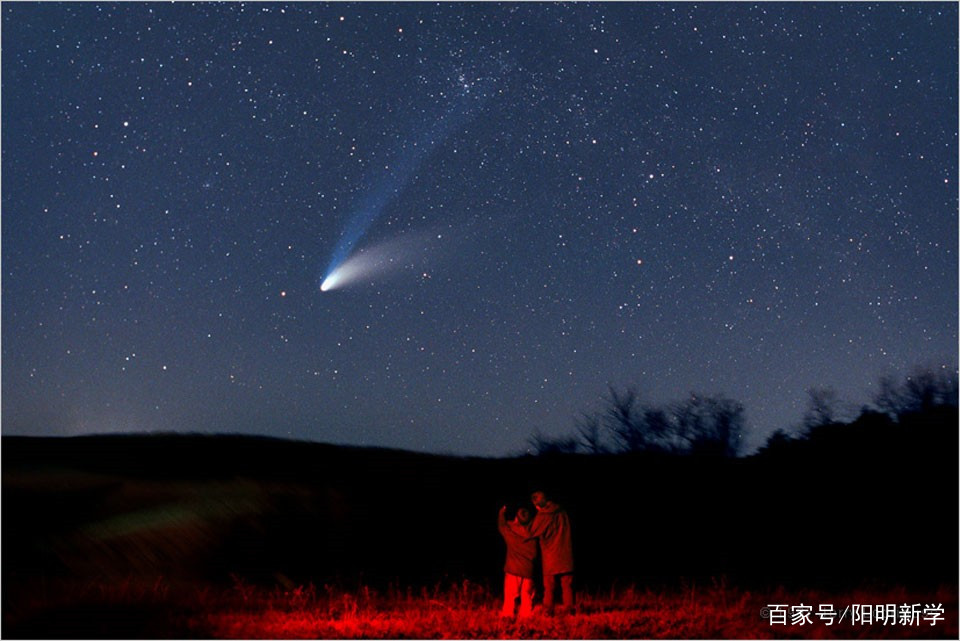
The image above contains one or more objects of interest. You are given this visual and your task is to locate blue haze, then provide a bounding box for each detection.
[322,83,490,286]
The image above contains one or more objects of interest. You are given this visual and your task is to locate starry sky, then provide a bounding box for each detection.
[3,2,957,456]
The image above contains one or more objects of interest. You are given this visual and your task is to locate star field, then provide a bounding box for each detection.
[2,3,956,455]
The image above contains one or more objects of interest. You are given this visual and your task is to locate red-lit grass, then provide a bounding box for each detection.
[193,579,957,639]
[4,577,956,639]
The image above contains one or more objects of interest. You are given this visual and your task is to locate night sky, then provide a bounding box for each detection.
[3,3,957,456]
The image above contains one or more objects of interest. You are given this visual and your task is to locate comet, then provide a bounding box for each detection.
[319,231,438,291]
[320,66,497,292]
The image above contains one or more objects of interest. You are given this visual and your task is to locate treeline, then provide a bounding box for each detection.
[528,365,958,457]
[3,365,956,592]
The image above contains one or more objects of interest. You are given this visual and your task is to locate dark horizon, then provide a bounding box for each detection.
[3,363,956,458]
[3,392,956,637]
[5,397,957,590]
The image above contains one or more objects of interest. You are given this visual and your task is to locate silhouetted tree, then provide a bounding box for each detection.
[802,386,841,430]
[640,405,679,452]
[676,393,744,457]
[602,386,645,452]
[531,385,751,457]
[597,386,682,453]
[758,428,795,455]
[575,387,745,456]
[575,413,607,454]
[527,430,579,456]
[874,366,958,418]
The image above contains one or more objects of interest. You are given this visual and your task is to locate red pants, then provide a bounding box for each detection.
[543,572,574,612]
[501,573,535,618]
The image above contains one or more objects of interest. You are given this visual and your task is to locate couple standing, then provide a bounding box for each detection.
[497,490,574,619]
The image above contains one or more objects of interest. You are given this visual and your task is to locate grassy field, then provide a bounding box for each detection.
[4,433,956,638]
[5,577,956,639]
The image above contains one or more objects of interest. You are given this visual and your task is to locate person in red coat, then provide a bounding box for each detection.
[528,490,574,614]
[497,504,538,618]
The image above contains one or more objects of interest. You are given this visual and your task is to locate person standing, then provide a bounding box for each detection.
[497,504,538,619]
[528,490,574,614]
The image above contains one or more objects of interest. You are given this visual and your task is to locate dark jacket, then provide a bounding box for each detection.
[528,501,573,574]
[498,510,538,579]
